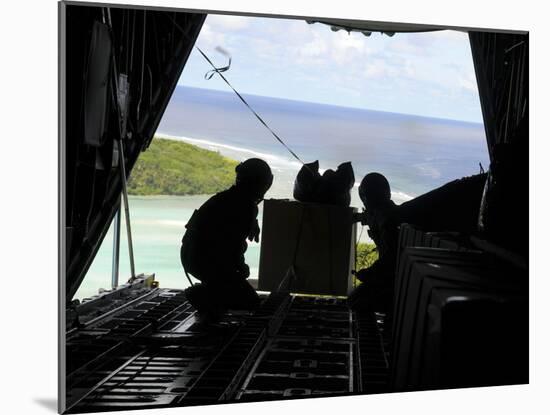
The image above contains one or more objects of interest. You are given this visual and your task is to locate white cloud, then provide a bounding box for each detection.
[333,30,367,52]
[359,55,418,81]
[433,30,469,42]
[404,59,417,77]
[459,72,478,93]
[206,14,251,31]
[330,31,370,64]
[388,35,433,56]
[364,60,393,78]
[300,36,328,58]
[196,23,226,48]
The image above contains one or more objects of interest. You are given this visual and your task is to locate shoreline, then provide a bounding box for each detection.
[151,133,417,202]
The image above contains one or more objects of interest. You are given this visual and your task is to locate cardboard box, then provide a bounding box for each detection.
[258,199,356,296]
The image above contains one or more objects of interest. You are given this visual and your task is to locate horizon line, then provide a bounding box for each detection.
[175,84,485,126]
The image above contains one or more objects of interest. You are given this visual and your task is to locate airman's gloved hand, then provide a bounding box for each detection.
[248,219,261,243]
[353,210,374,226]
[353,268,373,283]
[352,212,364,223]
[237,263,250,279]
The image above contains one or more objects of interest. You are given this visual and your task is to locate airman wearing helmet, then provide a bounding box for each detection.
[180,158,273,322]
[350,172,399,311]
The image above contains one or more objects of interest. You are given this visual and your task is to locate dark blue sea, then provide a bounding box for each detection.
[158,85,489,202]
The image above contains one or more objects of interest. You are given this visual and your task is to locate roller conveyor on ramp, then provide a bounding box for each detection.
[65,280,389,412]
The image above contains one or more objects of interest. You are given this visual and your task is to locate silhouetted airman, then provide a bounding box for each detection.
[350,172,399,311]
[181,158,273,322]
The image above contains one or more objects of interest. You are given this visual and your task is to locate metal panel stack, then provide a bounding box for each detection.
[390,224,528,391]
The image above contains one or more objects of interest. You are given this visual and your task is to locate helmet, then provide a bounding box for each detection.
[358,172,391,209]
[235,158,273,200]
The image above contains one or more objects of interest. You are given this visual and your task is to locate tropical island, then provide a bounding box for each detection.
[127,136,239,196]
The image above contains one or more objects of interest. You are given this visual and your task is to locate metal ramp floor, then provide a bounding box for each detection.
[66,285,389,412]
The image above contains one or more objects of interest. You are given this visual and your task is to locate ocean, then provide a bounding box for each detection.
[75,86,488,300]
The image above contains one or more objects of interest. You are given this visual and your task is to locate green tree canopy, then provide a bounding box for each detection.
[127,137,239,196]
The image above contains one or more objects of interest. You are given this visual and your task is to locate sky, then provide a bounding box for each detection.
[178,14,484,124]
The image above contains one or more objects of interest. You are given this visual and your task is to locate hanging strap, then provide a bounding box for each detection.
[168,15,307,166]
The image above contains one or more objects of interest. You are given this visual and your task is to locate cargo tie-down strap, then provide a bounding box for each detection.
[168,15,307,167]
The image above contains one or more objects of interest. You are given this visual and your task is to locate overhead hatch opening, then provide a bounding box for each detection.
[75,12,491,300]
